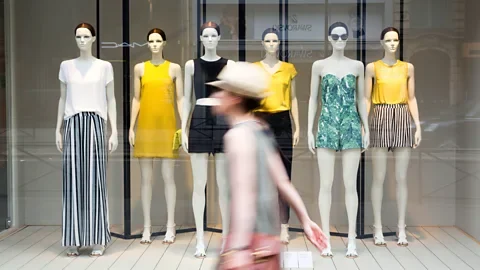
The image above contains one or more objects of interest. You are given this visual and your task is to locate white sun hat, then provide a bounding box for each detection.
[206,61,271,99]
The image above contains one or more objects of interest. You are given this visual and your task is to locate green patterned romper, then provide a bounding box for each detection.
[316,74,362,151]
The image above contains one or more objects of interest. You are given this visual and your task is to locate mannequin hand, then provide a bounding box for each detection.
[362,129,370,152]
[414,130,422,148]
[302,219,328,252]
[307,132,316,155]
[293,129,300,147]
[128,129,135,147]
[181,130,189,153]
[109,132,118,153]
[55,130,63,152]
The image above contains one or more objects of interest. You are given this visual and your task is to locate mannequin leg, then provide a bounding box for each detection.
[394,148,411,246]
[161,158,177,244]
[214,153,229,252]
[316,148,336,257]
[371,148,388,246]
[138,158,154,244]
[190,153,209,257]
[342,149,361,258]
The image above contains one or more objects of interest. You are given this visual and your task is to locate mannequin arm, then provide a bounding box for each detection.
[223,127,257,249]
[407,63,420,128]
[356,61,369,133]
[106,79,118,152]
[129,64,142,131]
[365,63,374,115]
[55,83,66,133]
[181,60,194,131]
[172,63,184,122]
[307,61,322,153]
[407,63,421,146]
[290,78,300,146]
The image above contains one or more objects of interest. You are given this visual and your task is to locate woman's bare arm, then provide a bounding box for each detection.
[224,127,257,249]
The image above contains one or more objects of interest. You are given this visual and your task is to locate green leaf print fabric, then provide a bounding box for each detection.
[316,74,362,151]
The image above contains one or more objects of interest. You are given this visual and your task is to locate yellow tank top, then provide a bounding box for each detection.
[254,61,297,113]
[372,60,409,104]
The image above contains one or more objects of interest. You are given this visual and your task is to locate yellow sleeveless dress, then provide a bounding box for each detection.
[134,60,177,158]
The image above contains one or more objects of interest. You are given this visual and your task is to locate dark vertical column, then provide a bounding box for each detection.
[96,0,100,58]
[122,0,131,238]
[284,0,289,62]
[400,0,404,60]
[196,0,202,58]
[278,0,283,61]
[238,0,246,61]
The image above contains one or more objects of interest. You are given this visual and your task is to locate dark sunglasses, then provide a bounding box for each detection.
[331,34,348,41]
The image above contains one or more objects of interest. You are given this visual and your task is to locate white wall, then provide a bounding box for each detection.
[8,0,461,237]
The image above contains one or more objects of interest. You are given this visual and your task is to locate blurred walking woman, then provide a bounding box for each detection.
[208,62,328,269]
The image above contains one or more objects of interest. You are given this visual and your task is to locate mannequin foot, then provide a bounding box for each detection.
[66,246,79,257]
[346,237,358,258]
[373,225,386,247]
[194,239,206,258]
[280,224,290,244]
[321,242,333,257]
[397,225,408,247]
[140,226,152,245]
[90,245,105,256]
[162,224,176,244]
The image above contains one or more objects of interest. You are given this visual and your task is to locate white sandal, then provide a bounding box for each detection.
[140,226,152,245]
[346,236,358,258]
[90,245,105,256]
[162,224,176,244]
[66,246,79,257]
[397,225,408,247]
[194,239,206,258]
[373,225,387,247]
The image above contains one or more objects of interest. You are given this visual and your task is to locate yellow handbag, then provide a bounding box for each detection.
[172,129,182,150]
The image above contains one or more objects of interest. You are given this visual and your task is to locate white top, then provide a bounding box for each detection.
[59,58,114,120]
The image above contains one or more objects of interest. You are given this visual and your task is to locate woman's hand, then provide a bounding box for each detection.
[302,219,329,251]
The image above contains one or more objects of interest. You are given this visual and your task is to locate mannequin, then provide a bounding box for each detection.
[129,28,183,245]
[365,27,421,247]
[253,28,300,244]
[55,22,118,257]
[307,22,369,258]
[181,21,234,258]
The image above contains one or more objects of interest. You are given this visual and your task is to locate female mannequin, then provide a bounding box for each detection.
[253,28,300,244]
[129,28,183,245]
[365,27,421,247]
[55,22,118,257]
[307,22,369,258]
[181,21,235,258]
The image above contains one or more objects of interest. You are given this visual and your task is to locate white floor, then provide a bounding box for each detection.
[0,225,479,270]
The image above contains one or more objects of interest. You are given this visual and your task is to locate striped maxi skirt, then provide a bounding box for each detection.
[62,112,111,247]
[370,104,413,151]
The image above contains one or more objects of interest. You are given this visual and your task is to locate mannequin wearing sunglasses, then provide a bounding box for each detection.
[365,27,421,247]
[253,28,300,244]
[307,22,369,258]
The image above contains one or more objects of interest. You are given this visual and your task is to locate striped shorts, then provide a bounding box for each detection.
[370,104,413,150]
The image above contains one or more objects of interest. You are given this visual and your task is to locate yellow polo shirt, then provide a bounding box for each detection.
[254,61,297,113]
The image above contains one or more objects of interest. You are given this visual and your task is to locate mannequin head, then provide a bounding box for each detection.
[200,21,221,50]
[74,23,96,51]
[261,28,281,54]
[380,27,400,54]
[147,28,167,55]
[328,22,349,51]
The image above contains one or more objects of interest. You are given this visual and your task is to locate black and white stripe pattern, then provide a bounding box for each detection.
[370,104,413,150]
[62,112,111,247]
